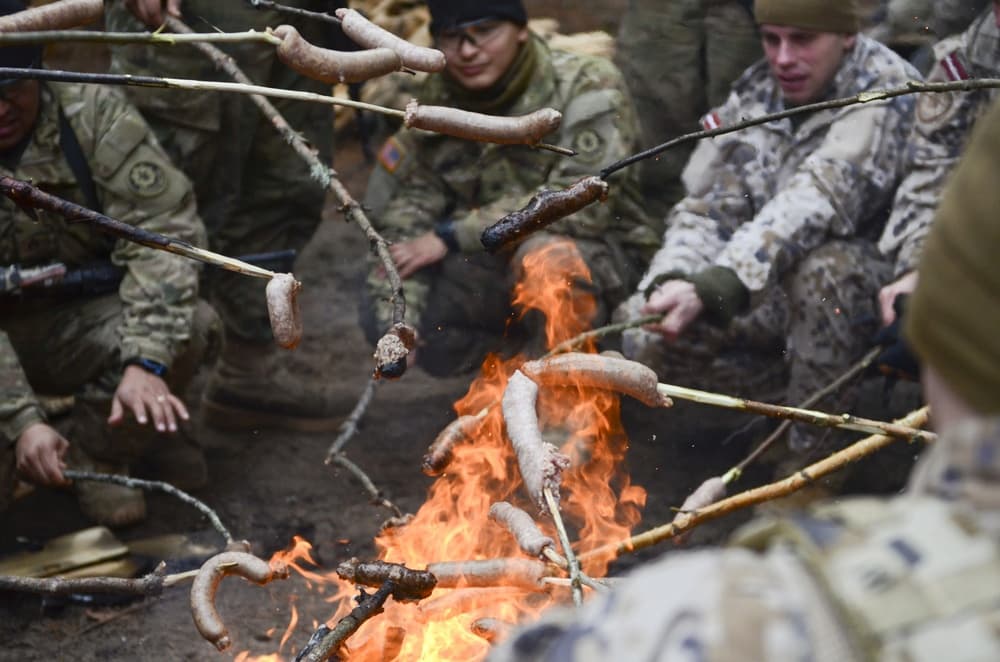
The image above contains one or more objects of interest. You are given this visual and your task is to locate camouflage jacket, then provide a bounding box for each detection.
[881,10,1000,278]
[366,35,657,259]
[640,36,921,301]
[0,82,203,442]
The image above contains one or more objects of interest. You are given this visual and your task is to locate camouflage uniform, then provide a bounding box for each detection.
[871,0,988,49]
[362,35,657,376]
[619,36,921,450]
[615,0,762,215]
[0,82,219,509]
[105,1,334,343]
[488,416,1000,662]
[882,7,1000,280]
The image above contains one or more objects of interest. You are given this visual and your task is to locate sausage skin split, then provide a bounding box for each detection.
[335,7,446,73]
[265,273,303,349]
[489,501,554,557]
[274,25,401,84]
[481,176,608,253]
[521,352,673,408]
[425,558,548,590]
[404,100,563,146]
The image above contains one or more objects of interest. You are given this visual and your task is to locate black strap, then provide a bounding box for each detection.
[738,0,754,19]
[58,109,102,214]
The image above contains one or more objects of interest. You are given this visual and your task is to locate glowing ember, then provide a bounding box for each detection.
[251,239,647,661]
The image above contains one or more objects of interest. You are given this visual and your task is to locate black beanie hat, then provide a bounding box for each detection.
[0,0,43,71]
[426,0,528,34]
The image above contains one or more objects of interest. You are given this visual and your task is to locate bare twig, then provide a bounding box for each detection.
[328,453,404,518]
[579,406,931,562]
[543,315,660,358]
[0,562,196,597]
[0,177,274,280]
[296,582,396,662]
[63,470,234,545]
[0,29,282,46]
[543,488,583,608]
[325,377,378,460]
[248,0,341,26]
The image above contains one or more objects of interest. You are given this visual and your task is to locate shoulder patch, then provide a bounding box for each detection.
[377,137,405,174]
[127,161,167,197]
[572,128,603,157]
[916,90,955,125]
[940,52,970,81]
[701,112,723,131]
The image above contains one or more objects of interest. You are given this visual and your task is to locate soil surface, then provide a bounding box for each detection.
[0,4,924,660]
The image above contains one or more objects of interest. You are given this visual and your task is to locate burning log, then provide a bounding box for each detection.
[502,370,570,513]
[190,551,290,652]
[426,558,549,590]
[489,502,554,557]
[422,408,488,476]
[521,352,673,408]
[336,559,436,601]
[296,582,397,662]
[471,617,514,643]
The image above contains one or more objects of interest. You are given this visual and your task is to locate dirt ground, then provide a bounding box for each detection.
[0,3,925,660]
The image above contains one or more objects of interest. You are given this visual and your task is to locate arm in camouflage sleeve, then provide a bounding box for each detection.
[450,57,645,252]
[72,84,205,370]
[0,330,45,443]
[715,99,914,297]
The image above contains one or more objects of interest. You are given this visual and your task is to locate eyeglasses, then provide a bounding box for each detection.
[435,19,506,53]
[0,78,33,103]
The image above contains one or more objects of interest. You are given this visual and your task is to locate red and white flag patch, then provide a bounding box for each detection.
[941,52,970,81]
[701,111,723,131]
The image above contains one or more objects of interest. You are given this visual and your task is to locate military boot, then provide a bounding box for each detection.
[201,337,347,432]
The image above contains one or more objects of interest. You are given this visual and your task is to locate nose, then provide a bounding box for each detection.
[774,39,795,67]
[457,36,479,59]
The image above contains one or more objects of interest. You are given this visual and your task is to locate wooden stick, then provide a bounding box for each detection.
[325,377,379,460]
[578,406,931,562]
[543,315,660,358]
[655,381,934,443]
[543,488,583,608]
[0,176,275,280]
[328,453,404,518]
[63,470,235,546]
[296,581,396,662]
[0,29,282,46]
[0,562,196,597]
[248,0,342,26]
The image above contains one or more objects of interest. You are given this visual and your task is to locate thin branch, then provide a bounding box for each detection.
[579,406,931,562]
[296,581,396,662]
[63,470,234,545]
[248,0,341,26]
[542,488,583,608]
[0,562,197,597]
[601,78,1000,178]
[543,315,660,358]
[0,29,282,46]
[328,453,404,518]
[326,377,379,459]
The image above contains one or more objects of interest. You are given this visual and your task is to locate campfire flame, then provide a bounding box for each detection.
[243,239,646,660]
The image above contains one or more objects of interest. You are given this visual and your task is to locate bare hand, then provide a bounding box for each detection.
[109,365,188,433]
[389,232,449,279]
[15,423,69,487]
[123,0,182,28]
[641,279,704,341]
[879,271,918,327]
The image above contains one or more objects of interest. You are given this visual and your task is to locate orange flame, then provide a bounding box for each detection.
[249,239,646,661]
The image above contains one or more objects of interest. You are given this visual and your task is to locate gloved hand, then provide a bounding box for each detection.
[872,295,920,381]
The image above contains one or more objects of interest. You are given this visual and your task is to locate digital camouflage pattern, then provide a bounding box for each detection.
[621,37,919,448]
[488,416,1000,662]
[105,0,335,343]
[0,82,204,445]
[614,0,762,214]
[881,7,1000,278]
[363,36,656,374]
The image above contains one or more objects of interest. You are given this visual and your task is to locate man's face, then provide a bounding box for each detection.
[437,19,529,91]
[0,79,40,152]
[760,25,856,106]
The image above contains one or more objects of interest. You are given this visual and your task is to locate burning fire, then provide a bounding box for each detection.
[244,239,647,660]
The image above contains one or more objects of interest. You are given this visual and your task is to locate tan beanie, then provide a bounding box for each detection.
[754,0,860,33]
[905,99,1000,415]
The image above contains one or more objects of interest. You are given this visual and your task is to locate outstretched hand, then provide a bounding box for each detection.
[641,279,704,341]
[124,0,182,28]
[390,231,449,279]
[878,271,918,327]
[109,365,188,433]
[15,423,69,487]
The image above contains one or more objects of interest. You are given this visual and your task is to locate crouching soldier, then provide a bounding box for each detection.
[0,0,220,527]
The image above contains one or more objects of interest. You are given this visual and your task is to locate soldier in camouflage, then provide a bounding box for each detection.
[489,95,1000,662]
[107,0,343,431]
[615,0,762,218]
[619,0,921,452]
[361,0,656,377]
[873,0,989,48]
[0,7,220,527]
[877,1,1000,331]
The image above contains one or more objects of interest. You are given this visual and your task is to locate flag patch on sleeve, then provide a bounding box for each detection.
[701,111,723,131]
[378,137,405,173]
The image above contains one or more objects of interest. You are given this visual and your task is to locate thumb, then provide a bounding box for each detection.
[167,0,183,18]
[108,396,124,426]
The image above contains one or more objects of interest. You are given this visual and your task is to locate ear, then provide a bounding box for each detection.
[517,25,530,43]
[843,33,857,50]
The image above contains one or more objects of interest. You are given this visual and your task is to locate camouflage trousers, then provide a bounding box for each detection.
[362,234,638,377]
[106,1,334,343]
[615,0,761,215]
[0,295,221,511]
[619,240,892,452]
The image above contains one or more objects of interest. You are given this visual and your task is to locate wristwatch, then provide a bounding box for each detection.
[123,357,168,378]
